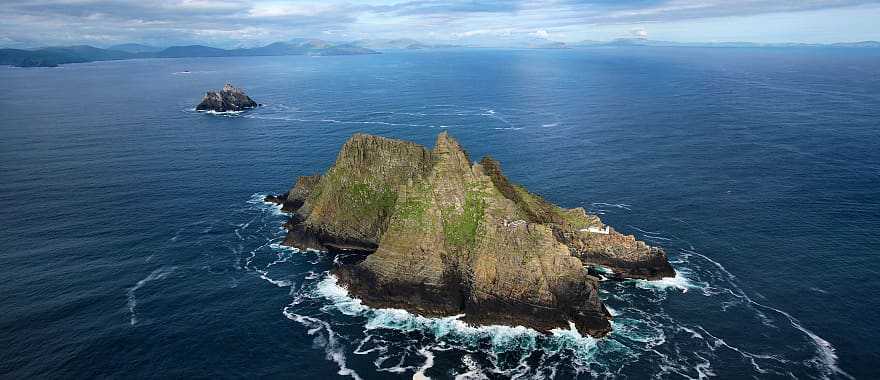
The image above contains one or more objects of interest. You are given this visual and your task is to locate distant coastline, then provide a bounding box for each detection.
[3,37,878,68]
[0,39,379,68]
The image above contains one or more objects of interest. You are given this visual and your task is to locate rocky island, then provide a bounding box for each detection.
[195,84,259,112]
[268,132,674,336]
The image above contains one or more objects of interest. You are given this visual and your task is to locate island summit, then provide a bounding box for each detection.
[267,132,675,337]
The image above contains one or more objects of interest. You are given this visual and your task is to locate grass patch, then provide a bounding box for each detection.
[393,182,432,231]
[346,182,398,218]
[511,185,596,229]
[442,189,486,250]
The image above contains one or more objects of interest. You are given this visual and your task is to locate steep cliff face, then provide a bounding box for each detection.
[195,84,259,112]
[274,132,674,336]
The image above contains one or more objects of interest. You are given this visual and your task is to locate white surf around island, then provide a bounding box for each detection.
[184,106,251,116]
[198,109,245,116]
[632,268,698,293]
[304,273,605,379]
[314,274,587,343]
[241,193,850,379]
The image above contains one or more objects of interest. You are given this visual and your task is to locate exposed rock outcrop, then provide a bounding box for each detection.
[195,84,258,112]
[274,132,675,337]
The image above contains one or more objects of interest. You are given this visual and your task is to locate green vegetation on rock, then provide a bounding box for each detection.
[347,182,398,218]
[392,182,432,231]
[277,132,674,337]
[442,189,486,250]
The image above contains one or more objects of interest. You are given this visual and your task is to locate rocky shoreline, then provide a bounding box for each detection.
[267,132,674,336]
[196,84,259,113]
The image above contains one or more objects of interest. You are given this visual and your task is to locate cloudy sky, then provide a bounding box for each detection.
[2,0,879,48]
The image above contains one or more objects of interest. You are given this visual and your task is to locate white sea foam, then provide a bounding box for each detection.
[753,304,852,379]
[200,109,244,116]
[315,275,368,315]
[693,353,716,379]
[247,193,285,216]
[591,202,632,211]
[353,334,387,355]
[364,305,543,352]
[127,266,176,326]
[549,322,598,352]
[254,268,293,288]
[237,190,847,378]
[453,356,488,380]
[678,326,704,339]
[809,287,829,294]
[413,348,435,380]
[610,318,666,349]
[605,305,620,316]
[633,270,695,293]
[683,249,852,379]
[316,274,556,352]
[310,279,613,378]
[268,242,298,252]
[242,114,428,128]
[243,239,277,268]
[283,311,363,380]
[266,250,292,268]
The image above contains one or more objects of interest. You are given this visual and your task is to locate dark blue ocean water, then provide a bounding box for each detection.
[1,48,878,379]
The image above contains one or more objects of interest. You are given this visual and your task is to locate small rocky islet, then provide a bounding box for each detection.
[267,132,675,337]
[195,83,259,112]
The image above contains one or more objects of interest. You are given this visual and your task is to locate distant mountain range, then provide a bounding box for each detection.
[0,39,378,67]
[108,43,164,54]
[0,45,140,67]
[347,39,462,50]
[571,38,880,49]
[2,37,878,67]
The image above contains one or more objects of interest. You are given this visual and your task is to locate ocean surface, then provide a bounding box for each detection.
[1,47,878,379]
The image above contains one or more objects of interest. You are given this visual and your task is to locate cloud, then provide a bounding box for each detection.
[247,3,341,18]
[370,0,522,16]
[630,27,648,38]
[531,29,550,39]
[1,0,878,48]
[450,29,512,39]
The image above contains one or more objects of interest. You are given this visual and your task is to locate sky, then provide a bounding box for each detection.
[2,0,880,48]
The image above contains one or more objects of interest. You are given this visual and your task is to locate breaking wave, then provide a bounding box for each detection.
[233,193,850,379]
[631,268,698,293]
[200,109,245,116]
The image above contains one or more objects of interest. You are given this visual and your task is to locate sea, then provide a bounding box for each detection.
[1,47,878,379]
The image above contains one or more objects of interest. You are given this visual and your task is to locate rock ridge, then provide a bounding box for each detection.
[196,83,259,112]
[268,132,675,336]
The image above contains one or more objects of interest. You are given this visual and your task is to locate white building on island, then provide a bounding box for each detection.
[580,226,610,235]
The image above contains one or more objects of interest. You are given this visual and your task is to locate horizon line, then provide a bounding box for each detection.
[7,37,880,51]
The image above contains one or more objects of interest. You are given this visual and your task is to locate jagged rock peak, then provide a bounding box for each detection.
[434,131,468,156]
[222,83,241,93]
[270,132,675,337]
[196,83,259,113]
